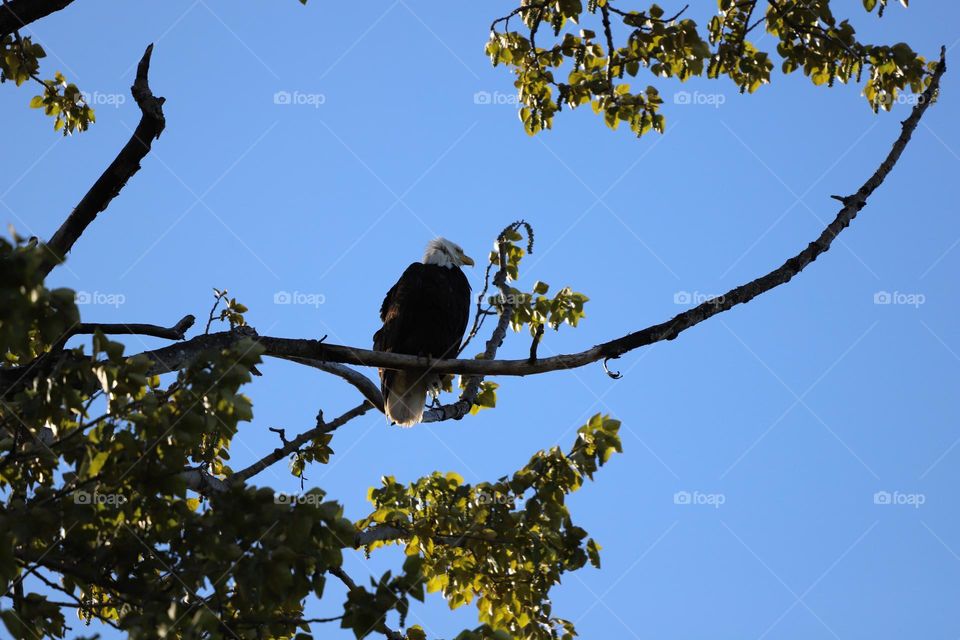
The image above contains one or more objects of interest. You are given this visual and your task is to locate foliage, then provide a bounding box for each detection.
[485,228,589,337]
[454,223,588,415]
[209,288,249,330]
[0,1,936,638]
[1,236,352,639]
[1,34,93,135]
[486,0,935,137]
[358,414,622,640]
[0,228,614,639]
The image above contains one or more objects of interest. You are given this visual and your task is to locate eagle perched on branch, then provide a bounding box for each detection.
[373,238,474,426]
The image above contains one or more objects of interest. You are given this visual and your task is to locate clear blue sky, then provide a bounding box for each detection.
[3,1,959,638]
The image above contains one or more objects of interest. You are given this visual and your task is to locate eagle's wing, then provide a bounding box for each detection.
[373,263,423,354]
[373,263,470,358]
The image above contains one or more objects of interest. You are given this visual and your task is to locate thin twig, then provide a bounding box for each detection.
[529,324,544,362]
[205,289,228,334]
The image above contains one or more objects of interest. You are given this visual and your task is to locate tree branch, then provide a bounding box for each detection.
[228,402,373,486]
[67,314,195,341]
[0,0,75,37]
[134,47,950,381]
[180,467,229,494]
[41,43,165,276]
[274,356,384,412]
[2,51,946,416]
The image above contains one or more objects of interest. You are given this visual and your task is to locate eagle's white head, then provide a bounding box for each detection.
[422,237,475,269]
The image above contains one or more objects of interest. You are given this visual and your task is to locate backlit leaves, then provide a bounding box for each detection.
[487,0,931,137]
[0,221,615,639]
[358,414,622,639]
[0,237,359,639]
[2,35,94,135]
[28,71,95,135]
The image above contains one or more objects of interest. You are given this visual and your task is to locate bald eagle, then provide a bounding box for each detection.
[373,237,474,426]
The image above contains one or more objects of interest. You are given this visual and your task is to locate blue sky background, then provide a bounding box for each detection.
[2,1,959,638]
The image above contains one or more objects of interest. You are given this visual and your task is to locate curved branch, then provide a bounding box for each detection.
[274,356,384,412]
[3,51,946,400]
[254,48,951,378]
[41,43,166,276]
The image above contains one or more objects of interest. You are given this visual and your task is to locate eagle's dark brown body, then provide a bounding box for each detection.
[373,262,471,425]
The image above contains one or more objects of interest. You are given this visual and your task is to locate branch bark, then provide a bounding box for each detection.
[2,51,946,438]
[68,314,195,341]
[124,48,949,381]
[274,356,384,412]
[41,43,166,276]
[229,402,373,486]
[0,0,76,37]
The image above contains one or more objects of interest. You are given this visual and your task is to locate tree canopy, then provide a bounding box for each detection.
[0,1,947,639]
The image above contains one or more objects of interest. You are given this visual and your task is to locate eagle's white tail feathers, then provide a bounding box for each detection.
[385,371,429,427]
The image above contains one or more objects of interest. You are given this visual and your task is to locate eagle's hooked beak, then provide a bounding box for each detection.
[460,253,475,267]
